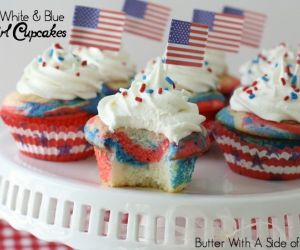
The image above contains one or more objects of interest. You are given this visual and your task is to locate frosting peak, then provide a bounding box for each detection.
[17,43,101,100]
[231,56,300,123]
[73,47,136,84]
[98,61,206,143]
[240,44,296,86]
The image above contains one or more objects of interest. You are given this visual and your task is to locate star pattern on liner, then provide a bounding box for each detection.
[251,153,264,170]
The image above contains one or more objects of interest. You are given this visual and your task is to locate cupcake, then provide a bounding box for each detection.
[1,43,101,161]
[205,49,240,96]
[73,47,136,98]
[85,61,209,192]
[136,57,226,122]
[214,54,300,180]
[240,43,295,86]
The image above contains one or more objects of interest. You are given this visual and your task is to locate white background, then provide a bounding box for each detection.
[0,0,299,100]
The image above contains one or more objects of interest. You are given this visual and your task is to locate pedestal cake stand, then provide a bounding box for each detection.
[0,130,299,250]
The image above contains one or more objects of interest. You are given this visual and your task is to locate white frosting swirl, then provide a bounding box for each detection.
[73,47,136,83]
[240,44,296,86]
[17,44,101,100]
[135,57,218,94]
[204,49,227,76]
[231,58,300,122]
[98,61,206,143]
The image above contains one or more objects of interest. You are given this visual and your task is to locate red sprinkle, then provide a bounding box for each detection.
[42,62,47,67]
[295,89,300,93]
[252,81,258,86]
[281,78,286,86]
[207,67,213,73]
[139,83,146,93]
[284,96,289,101]
[292,85,297,90]
[297,60,300,65]
[254,87,258,91]
[55,66,60,70]
[243,86,249,92]
[246,90,253,95]
[54,43,63,49]
[81,60,88,66]
[122,91,128,97]
[135,97,143,103]
[284,53,288,58]
[76,72,80,77]
[173,83,176,89]
[141,70,145,74]
[158,88,163,94]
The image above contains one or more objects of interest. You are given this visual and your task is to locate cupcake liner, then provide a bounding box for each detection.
[1,110,94,161]
[213,122,300,180]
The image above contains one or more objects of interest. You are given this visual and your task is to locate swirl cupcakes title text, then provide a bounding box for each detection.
[0,10,67,42]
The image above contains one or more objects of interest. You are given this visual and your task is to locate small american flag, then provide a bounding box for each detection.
[166,19,209,68]
[70,6,126,52]
[223,6,267,48]
[193,9,244,53]
[123,0,171,41]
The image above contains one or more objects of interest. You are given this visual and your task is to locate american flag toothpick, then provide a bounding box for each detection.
[223,6,267,48]
[165,19,209,68]
[70,6,126,51]
[193,9,244,53]
[123,0,171,41]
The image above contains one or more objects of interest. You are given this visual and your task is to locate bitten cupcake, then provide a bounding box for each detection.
[214,55,300,180]
[240,43,295,86]
[1,43,101,161]
[73,47,136,98]
[85,61,209,192]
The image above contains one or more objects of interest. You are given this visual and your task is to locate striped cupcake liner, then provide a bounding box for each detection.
[213,122,300,180]
[1,111,94,161]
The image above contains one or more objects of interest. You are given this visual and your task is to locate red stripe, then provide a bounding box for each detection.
[126,19,165,34]
[206,45,238,53]
[166,52,204,61]
[215,17,244,26]
[166,60,203,67]
[99,15,125,22]
[145,11,169,22]
[144,16,167,27]
[146,7,169,18]
[167,46,205,55]
[125,23,163,37]
[124,29,162,41]
[245,10,267,19]
[70,41,120,51]
[148,2,171,12]
[212,29,243,37]
[70,35,121,45]
[102,10,126,16]
[192,22,210,29]
[189,35,207,42]
[188,42,207,48]
[213,24,243,32]
[21,151,93,162]
[241,40,259,48]
[208,34,241,43]
[99,21,124,27]
[71,28,121,39]
[97,26,123,33]
[217,13,244,20]
[208,38,240,47]
[190,29,208,36]
[12,133,88,147]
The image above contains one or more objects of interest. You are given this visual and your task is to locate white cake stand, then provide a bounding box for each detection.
[0,129,300,250]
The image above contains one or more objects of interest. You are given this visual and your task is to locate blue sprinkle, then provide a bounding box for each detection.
[58,56,64,62]
[161,58,166,63]
[37,57,43,63]
[252,57,260,64]
[248,69,252,74]
[291,92,298,100]
[249,94,256,99]
[164,87,169,91]
[165,76,174,85]
[262,75,269,82]
[49,49,54,57]
[291,75,298,85]
[275,63,279,68]
[204,61,209,66]
[146,89,154,94]
[142,75,147,80]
